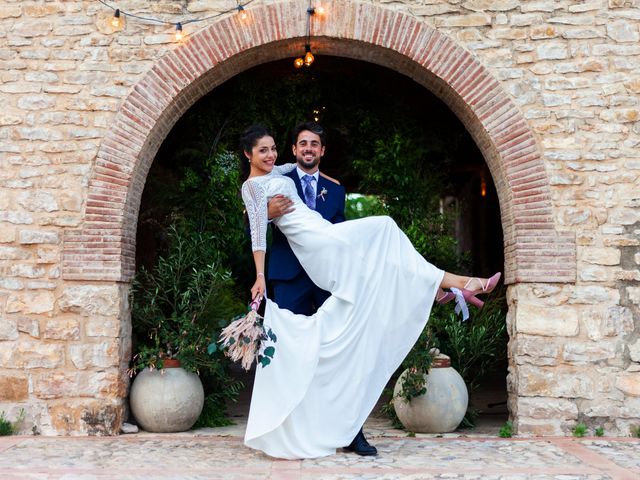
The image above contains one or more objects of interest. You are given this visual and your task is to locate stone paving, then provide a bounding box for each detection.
[0,416,638,480]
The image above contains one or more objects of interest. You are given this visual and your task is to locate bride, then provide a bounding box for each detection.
[239,125,500,459]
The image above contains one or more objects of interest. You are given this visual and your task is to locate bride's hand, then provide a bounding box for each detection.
[250,275,266,301]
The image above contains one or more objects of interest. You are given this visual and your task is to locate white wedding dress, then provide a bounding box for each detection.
[241,164,444,459]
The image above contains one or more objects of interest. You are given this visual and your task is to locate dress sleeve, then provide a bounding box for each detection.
[273,163,297,175]
[241,180,268,252]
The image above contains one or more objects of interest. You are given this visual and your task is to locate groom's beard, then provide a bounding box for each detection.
[297,154,320,170]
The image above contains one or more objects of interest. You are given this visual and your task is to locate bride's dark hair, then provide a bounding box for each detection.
[239,124,274,155]
[239,124,274,180]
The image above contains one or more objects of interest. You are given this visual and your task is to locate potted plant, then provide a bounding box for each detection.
[388,295,507,433]
[128,225,244,433]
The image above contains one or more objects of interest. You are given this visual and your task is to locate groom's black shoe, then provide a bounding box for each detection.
[344,428,377,456]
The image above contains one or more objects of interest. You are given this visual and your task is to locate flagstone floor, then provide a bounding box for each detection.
[2,370,638,479]
[1,409,638,480]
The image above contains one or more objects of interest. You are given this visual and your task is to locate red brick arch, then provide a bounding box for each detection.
[63,0,575,284]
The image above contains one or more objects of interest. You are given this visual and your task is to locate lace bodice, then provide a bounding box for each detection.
[241,163,298,252]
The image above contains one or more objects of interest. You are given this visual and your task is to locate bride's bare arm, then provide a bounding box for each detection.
[251,250,266,300]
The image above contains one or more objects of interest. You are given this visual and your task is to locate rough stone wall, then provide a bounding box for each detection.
[0,0,639,435]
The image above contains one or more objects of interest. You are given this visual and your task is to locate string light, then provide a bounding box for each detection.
[304,45,314,67]
[111,8,121,28]
[237,5,248,21]
[174,22,184,41]
[293,1,324,68]
[96,0,256,42]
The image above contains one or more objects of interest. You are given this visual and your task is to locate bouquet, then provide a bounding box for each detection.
[218,296,277,370]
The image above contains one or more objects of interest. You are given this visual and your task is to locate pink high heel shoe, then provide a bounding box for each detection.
[460,272,502,309]
[435,289,455,305]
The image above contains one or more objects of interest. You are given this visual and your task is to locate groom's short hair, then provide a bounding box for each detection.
[292,121,326,147]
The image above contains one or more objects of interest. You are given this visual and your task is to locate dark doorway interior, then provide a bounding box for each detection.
[138,55,507,433]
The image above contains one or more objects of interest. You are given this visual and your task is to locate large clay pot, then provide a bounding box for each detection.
[130,361,204,433]
[393,353,468,433]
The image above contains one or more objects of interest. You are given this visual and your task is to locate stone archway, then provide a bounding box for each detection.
[60,0,576,432]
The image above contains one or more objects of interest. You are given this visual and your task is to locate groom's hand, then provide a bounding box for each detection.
[268,194,294,219]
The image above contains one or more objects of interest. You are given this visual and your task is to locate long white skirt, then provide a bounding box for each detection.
[245,216,444,459]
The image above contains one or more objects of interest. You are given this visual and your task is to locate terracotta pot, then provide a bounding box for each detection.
[130,365,204,433]
[393,353,468,433]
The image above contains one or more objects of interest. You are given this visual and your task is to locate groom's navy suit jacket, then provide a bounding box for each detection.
[268,168,346,312]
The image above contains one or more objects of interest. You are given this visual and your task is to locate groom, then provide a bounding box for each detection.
[267,121,378,456]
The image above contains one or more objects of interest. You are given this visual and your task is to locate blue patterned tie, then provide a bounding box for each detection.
[302,175,316,210]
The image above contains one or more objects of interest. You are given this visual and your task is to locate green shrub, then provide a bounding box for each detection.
[130,224,245,426]
[499,420,513,438]
[573,423,587,438]
[631,426,640,438]
[0,409,25,436]
[595,427,604,437]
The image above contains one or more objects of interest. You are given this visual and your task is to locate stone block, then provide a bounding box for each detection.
[0,278,24,290]
[462,0,519,11]
[85,316,122,337]
[9,264,46,278]
[562,340,617,363]
[26,281,57,290]
[569,286,619,304]
[578,265,610,282]
[58,284,121,317]
[607,20,640,42]
[17,95,55,110]
[580,247,621,265]
[68,342,120,369]
[514,335,560,366]
[536,43,569,60]
[515,303,579,337]
[0,340,64,368]
[0,375,29,401]
[17,316,40,338]
[411,4,459,16]
[16,191,59,212]
[19,230,60,244]
[627,286,640,305]
[0,317,19,340]
[34,372,79,399]
[79,370,127,398]
[36,246,58,263]
[516,417,564,436]
[42,318,81,340]
[6,291,55,314]
[516,396,578,420]
[517,365,595,399]
[0,211,33,225]
[435,14,491,27]
[615,373,640,396]
[11,20,53,37]
[0,5,21,18]
[48,400,122,435]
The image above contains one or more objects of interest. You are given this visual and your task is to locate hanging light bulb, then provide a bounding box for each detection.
[237,5,248,21]
[111,9,122,28]
[315,4,326,15]
[293,57,304,68]
[480,175,487,197]
[304,45,314,67]
[175,22,184,41]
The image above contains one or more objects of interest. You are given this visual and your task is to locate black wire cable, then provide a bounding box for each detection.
[97,0,255,27]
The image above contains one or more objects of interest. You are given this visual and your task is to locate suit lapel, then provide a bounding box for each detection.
[315,176,331,217]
